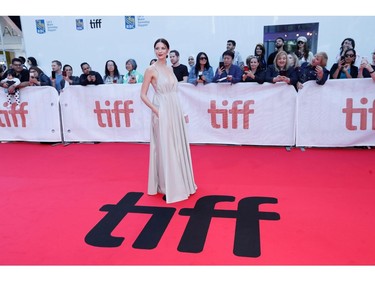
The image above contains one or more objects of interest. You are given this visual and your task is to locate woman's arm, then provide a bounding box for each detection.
[140,67,159,117]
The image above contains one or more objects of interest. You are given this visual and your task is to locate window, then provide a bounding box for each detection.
[264,22,319,59]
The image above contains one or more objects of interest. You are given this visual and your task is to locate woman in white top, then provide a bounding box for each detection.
[294,36,313,65]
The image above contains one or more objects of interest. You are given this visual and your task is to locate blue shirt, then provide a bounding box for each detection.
[188,66,214,85]
[55,74,63,92]
[212,64,242,84]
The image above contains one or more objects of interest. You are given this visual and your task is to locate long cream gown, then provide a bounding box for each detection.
[147,64,197,203]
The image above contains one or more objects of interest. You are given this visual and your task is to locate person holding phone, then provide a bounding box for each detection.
[187,52,214,85]
[358,49,375,80]
[242,55,265,84]
[50,60,63,93]
[103,60,123,84]
[330,48,358,79]
[123,59,143,84]
[60,64,80,90]
[28,66,52,86]
[79,62,104,86]
[213,50,242,84]
[218,40,244,70]
[265,51,298,88]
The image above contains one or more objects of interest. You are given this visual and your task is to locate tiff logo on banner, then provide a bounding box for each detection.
[342,98,375,130]
[85,192,280,258]
[89,19,102,29]
[0,103,28,127]
[93,100,134,128]
[208,100,255,129]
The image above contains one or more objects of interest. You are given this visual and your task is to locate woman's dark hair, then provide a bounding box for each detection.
[194,52,211,76]
[29,66,43,75]
[63,64,73,71]
[104,60,120,77]
[27,57,38,66]
[295,42,311,60]
[154,38,170,49]
[18,56,26,64]
[340,38,355,55]
[254,44,265,59]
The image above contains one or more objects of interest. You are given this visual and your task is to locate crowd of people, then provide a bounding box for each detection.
[1,37,375,108]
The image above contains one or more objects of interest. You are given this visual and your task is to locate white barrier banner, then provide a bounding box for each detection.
[60,83,297,145]
[60,84,152,142]
[179,83,297,145]
[296,79,375,147]
[0,86,61,142]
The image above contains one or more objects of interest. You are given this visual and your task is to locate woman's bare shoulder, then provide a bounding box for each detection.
[144,64,157,76]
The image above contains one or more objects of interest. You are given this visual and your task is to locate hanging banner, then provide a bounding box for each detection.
[0,86,61,142]
[60,84,152,142]
[59,83,297,145]
[296,79,375,147]
[179,82,297,145]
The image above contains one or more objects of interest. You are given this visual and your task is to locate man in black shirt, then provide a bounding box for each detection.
[79,62,104,86]
[267,37,287,66]
[0,58,30,94]
[169,50,189,82]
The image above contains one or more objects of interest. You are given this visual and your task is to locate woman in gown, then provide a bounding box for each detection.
[140,38,197,204]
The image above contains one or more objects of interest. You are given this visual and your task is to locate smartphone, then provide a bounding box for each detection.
[62,70,67,77]
[279,70,287,76]
[243,66,249,72]
[51,70,56,79]
[219,62,224,69]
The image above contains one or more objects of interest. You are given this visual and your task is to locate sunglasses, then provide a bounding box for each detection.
[345,54,355,58]
[200,57,207,60]
[297,41,305,44]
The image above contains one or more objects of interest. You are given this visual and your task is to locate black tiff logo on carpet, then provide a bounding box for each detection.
[85,192,280,258]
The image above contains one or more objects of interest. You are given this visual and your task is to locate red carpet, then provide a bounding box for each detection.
[0,142,374,265]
